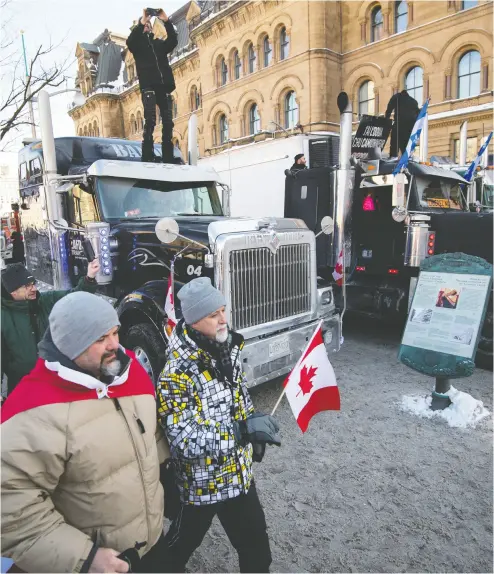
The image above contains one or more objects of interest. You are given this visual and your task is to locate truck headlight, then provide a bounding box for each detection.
[320,289,332,306]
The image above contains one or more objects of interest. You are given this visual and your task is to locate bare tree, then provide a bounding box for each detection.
[0,0,71,145]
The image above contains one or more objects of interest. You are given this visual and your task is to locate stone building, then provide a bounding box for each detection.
[69,0,493,163]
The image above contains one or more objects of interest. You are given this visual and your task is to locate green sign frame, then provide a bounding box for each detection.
[399,252,492,378]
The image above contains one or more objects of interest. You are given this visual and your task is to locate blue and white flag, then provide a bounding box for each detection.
[463,131,493,182]
[392,99,430,176]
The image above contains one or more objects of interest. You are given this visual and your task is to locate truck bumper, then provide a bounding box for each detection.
[241,313,340,388]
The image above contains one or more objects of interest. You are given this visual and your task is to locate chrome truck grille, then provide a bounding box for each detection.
[229,244,311,330]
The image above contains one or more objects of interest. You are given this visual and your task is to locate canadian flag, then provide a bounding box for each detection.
[164,275,177,338]
[284,322,340,432]
[332,249,343,286]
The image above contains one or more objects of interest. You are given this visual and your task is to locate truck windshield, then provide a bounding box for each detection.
[96,177,223,220]
[416,176,466,210]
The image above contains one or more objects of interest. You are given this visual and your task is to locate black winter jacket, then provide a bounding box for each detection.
[126,19,178,92]
[385,91,419,122]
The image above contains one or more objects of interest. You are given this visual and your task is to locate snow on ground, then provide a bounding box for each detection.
[401,385,490,429]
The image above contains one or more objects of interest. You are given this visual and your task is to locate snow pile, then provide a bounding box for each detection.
[400,385,490,429]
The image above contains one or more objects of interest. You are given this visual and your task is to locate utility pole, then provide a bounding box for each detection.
[21,31,36,138]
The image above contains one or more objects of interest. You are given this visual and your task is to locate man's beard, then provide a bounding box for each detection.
[215,327,228,343]
[100,354,121,377]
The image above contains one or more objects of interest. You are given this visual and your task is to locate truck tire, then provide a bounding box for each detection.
[124,323,168,382]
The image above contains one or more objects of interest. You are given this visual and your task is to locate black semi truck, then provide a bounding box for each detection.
[285,121,493,369]
[18,135,340,384]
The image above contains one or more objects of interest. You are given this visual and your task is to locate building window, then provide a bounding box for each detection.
[371,6,384,42]
[249,104,261,134]
[220,57,228,86]
[358,80,375,116]
[171,96,178,119]
[83,125,88,136]
[458,50,481,99]
[263,36,272,68]
[453,137,478,163]
[284,91,298,129]
[395,1,408,33]
[219,114,229,144]
[130,115,136,134]
[280,27,289,60]
[248,43,256,74]
[93,121,99,136]
[233,50,241,80]
[136,111,143,132]
[191,86,200,111]
[461,0,478,9]
[405,66,423,105]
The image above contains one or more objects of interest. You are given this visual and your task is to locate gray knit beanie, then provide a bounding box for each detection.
[49,292,120,360]
[177,277,226,325]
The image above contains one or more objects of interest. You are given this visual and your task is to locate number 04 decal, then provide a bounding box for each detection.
[187,264,202,277]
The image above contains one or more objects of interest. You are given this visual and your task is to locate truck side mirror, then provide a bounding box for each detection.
[315,216,334,238]
[155,217,179,244]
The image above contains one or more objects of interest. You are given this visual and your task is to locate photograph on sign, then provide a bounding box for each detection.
[435,287,460,309]
[402,271,491,359]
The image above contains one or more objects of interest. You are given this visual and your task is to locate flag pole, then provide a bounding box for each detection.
[270,320,324,416]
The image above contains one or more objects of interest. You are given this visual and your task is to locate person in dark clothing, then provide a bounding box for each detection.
[290,153,307,172]
[1,260,99,395]
[385,90,420,157]
[158,278,280,573]
[126,8,178,163]
[10,231,25,264]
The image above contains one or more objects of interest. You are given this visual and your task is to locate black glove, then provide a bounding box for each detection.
[233,413,281,446]
[252,441,266,462]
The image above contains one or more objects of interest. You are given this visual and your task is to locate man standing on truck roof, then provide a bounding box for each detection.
[126,8,178,164]
[385,90,420,158]
[157,277,280,573]
[1,260,100,396]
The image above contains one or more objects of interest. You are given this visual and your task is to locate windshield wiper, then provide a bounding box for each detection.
[175,212,210,216]
[121,215,160,221]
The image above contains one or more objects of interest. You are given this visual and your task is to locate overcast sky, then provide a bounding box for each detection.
[2,0,184,151]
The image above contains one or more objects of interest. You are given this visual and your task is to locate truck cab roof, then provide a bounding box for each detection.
[87,159,220,183]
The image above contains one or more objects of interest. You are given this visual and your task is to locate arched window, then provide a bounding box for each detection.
[405,66,423,105]
[78,128,83,136]
[248,43,256,74]
[219,114,229,144]
[371,6,383,42]
[249,104,261,135]
[358,81,375,116]
[83,125,88,136]
[220,57,228,86]
[195,87,201,110]
[263,36,272,68]
[130,114,137,134]
[191,86,199,111]
[233,50,241,80]
[458,50,481,98]
[171,96,178,119]
[93,121,99,137]
[280,27,290,60]
[136,111,143,132]
[395,1,408,33]
[284,91,298,129]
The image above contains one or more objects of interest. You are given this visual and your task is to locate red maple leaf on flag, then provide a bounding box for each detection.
[296,365,318,397]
